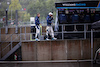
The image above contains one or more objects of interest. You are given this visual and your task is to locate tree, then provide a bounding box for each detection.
[0,2,10,11]
[0,2,7,18]
[9,0,22,11]
[23,12,30,22]
[27,0,57,22]
[20,0,35,8]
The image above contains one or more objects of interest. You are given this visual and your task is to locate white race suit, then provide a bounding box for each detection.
[35,25,40,38]
[46,26,54,38]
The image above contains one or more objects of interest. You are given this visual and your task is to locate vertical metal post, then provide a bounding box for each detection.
[62,25,64,40]
[20,27,22,42]
[91,29,93,66]
[0,28,1,42]
[0,28,1,57]
[11,8,12,24]
[0,28,1,59]
[5,9,8,34]
[18,27,21,48]
[11,35,12,50]
[15,10,18,34]
[25,26,26,40]
[84,24,86,39]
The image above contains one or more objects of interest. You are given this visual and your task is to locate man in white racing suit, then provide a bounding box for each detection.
[46,12,57,40]
[35,13,41,41]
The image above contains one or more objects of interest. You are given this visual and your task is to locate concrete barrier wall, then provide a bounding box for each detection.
[21,42,37,61]
[0,27,100,61]
[0,39,100,61]
[21,39,100,61]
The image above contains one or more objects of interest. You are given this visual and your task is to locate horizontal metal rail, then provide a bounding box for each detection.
[0,35,20,55]
[0,32,15,45]
[0,60,91,63]
[11,23,99,41]
[0,23,100,42]
[0,23,92,28]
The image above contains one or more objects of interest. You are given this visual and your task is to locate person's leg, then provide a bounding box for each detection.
[50,26,57,40]
[46,26,48,38]
[37,26,40,39]
[46,26,50,40]
[35,26,38,38]
[50,26,54,38]
[35,26,40,39]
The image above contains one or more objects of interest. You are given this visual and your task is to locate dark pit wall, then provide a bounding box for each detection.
[58,8,100,24]
[57,7,100,39]
[6,47,22,61]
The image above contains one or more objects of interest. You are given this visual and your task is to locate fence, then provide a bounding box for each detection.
[0,23,100,42]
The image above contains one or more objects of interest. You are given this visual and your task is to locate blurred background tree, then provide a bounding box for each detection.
[1,0,97,24]
[23,12,30,22]
[9,0,22,11]
[0,0,74,23]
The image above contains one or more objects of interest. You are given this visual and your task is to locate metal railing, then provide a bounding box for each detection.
[1,34,20,52]
[20,23,95,41]
[0,23,100,42]
[0,31,21,59]
[58,24,91,40]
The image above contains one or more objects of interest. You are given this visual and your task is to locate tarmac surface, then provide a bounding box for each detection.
[0,62,100,67]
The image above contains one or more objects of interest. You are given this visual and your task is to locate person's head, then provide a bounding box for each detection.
[37,13,40,17]
[49,12,53,16]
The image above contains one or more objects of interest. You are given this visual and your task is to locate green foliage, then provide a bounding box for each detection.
[0,2,7,18]
[9,0,22,11]
[27,0,56,21]
[18,11,25,21]
[0,0,67,22]
[20,0,34,8]
[0,2,9,11]
[23,12,30,22]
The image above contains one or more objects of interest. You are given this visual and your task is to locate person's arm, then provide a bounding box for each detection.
[47,16,53,23]
[50,16,53,21]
